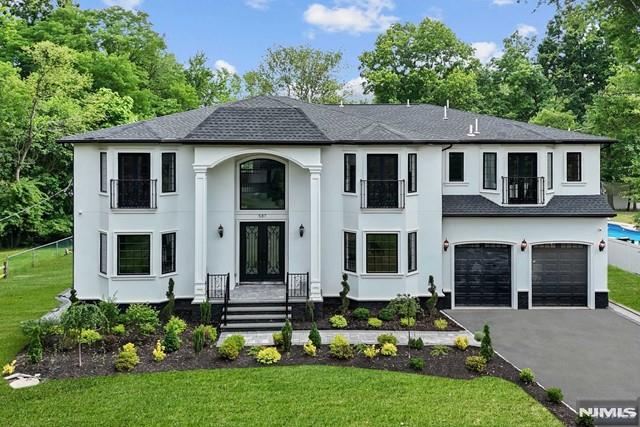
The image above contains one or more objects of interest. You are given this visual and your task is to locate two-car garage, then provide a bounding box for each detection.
[453,242,589,308]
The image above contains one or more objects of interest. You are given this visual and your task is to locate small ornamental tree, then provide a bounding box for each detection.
[160,278,175,321]
[480,324,494,361]
[61,303,106,367]
[339,273,350,314]
[281,320,293,353]
[308,322,321,348]
[425,275,438,316]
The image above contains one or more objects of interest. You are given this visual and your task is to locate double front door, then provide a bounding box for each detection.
[239,222,285,283]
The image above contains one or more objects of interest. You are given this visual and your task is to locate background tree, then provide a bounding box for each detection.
[185,52,241,106]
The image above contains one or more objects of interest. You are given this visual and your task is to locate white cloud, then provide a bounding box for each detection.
[245,0,270,10]
[102,0,142,9]
[492,0,515,5]
[516,23,538,37]
[340,76,373,103]
[214,59,237,75]
[304,0,398,35]
[472,41,503,64]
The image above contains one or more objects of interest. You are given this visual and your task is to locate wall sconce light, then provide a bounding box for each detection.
[299,224,305,237]
[217,224,224,238]
[443,239,449,252]
[599,239,606,252]
[520,239,528,252]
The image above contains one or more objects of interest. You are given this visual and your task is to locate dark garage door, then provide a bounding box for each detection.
[455,244,512,307]
[532,244,588,307]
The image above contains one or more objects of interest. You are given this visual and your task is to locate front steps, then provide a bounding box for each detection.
[219,301,292,331]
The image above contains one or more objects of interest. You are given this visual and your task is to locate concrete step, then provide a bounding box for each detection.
[226,313,290,321]
[226,305,290,313]
[221,322,285,331]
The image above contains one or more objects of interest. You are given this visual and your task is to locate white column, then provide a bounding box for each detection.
[193,166,208,303]
[309,167,322,301]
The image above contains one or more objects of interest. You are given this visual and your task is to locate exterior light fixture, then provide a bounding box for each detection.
[443,239,449,252]
[599,239,606,252]
[520,239,528,252]
[217,224,224,238]
[299,224,305,237]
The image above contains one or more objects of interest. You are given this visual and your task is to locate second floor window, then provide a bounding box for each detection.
[116,153,153,208]
[483,152,497,190]
[344,153,356,193]
[408,153,417,193]
[449,152,464,182]
[547,152,553,190]
[162,153,176,193]
[100,152,107,193]
[240,159,285,210]
[567,152,582,182]
[344,231,356,272]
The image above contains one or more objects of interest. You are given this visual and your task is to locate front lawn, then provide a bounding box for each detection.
[609,265,640,312]
[0,366,561,426]
[614,210,637,225]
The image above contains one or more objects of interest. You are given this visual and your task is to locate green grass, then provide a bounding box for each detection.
[614,210,637,225]
[0,250,72,364]
[609,265,640,312]
[0,366,561,426]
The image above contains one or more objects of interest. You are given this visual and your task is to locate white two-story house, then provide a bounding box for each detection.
[63,96,614,324]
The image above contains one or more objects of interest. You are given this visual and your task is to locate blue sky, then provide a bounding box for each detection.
[78,0,555,100]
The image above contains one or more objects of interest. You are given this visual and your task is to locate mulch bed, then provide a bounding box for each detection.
[295,310,463,331]
[15,326,573,426]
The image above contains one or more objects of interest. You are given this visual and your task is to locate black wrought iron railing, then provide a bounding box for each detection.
[360,180,405,209]
[502,176,545,205]
[207,273,230,325]
[285,272,309,319]
[110,179,157,209]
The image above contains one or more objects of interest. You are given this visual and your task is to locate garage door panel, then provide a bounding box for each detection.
[532,244,588,307]
[455,244,512,307]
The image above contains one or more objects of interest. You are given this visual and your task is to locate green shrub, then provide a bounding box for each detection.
[111,324,125,336]
[303,341,316,357]
[193,325,206,354]
[409,357,425,371]
[139,323,156,336]
[203,325,217,343]
[115,343,139,372]
[362,344,379,359]
[329,335,354,359]
[256,347,281,365]
[27,335,43,363]
[378,308,395,321]
[340,273,350,314]
[61,303,106,332]
[352,307,370,320]
[219,335,245,360]
[367,317,383,328]
[124,304,159,330]
[162,327,181,353]
[519,368,535,384]
[329,315,348,329]
[79,329,102,345]
[425,275,439,316]
[386,295,422,319]
[248,346,264,358]
[473,330,484,342]
[272,332,283,347]
[547,387,563,404]
[164,316,187,335]
[380,342,397,357]
[575,413,595,427]
[433,318,448,330]
[152,340,166,362]
[400,317,416,327]
[308,322,321,347]
[465,355,486,373]
[159,278,175,321]
[376,334,398,345]
[281,320,292,352]
[454,335,469,351]
[430,345,450,357]
[199,302,211,325]
[480,324,494,361]
[98,299,121,329]
[408,337,424,350]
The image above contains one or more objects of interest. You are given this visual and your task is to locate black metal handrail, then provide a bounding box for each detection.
[285,272,309,319]
[360,180,405,209]
[207,273,230,325]
[501,176,545,205]
[110,179,157,209]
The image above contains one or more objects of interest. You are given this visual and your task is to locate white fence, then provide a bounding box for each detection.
[608,238,640,275]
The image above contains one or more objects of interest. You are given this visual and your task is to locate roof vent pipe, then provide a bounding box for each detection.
[467,124,475,137]
[339,100,344,108]
[406,99,410,107]
[443,105,448,120]
[474,118,480,134]
[446,99,450,109]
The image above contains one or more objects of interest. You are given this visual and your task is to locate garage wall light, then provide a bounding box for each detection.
[599,239,606,252]
[443,239,449,252]
[299,224,305,237]
[217,224,224,238]
[520,239,528,251]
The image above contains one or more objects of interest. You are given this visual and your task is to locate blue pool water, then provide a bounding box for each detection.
[608,223,640,242]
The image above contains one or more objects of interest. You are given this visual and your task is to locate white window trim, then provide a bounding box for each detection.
[342,229,358,275]
[362,230,402,276]
[564,151,585,184]
[445,151,467,185]
[160,229,178,277]
[160,151,178,196]
[113,231,154,278]
[480,151,499,193]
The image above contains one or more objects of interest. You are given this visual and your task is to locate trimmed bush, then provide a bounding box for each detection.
[352,307,370,320]
[162,327,181,353]
[519,368,535,384]
[465,355,486,373]
[272,332,283,347]
[115,343,139,372]
[79,329,102,346]
[152,340,166,362]
[256,347,281,365]
[378,308,395,321]
[164,316,187,335]
[2,360,16,376]
[367,317,383,328]
[433,318,448,330]
[159,278,175,321]
[547,387,563,404]
[200,302,211,325]
[219,335,245,360]
[308,322,321,347]
[409,357,425,371]
[124,304,159,330]
[575,413,595,427]
[248,346,264,358]
[362,345,379,359]
[408,337,424,350]
[303,341,316,357]
[473,330,485,342]
[425,275,439,316]
[376,334,398,345]
[430,345,450,357]
[281,320,293,352]
[387,295,422,319]
[27,335,43,364]
[98,299,121,329]
[111,324,125,336]
[329,315,348,329]
[400,317,416,328]
[193,325,206,353]
[140,323,156,336]
[480,324,494,361]
[203,325,217,343]
[329,335,354,360]
[380,342,397,357]
[454,335,469,351]
[340,273,350,314]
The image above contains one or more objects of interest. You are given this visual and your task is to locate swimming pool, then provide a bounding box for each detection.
[608,223,640,242]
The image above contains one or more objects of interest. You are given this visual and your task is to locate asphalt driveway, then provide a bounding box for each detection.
[445,308,640,409]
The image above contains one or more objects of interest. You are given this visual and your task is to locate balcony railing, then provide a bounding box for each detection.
[502,176,545,205]
[360,180,405,209]
[110,179,157,209]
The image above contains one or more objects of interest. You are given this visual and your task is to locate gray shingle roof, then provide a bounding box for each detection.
[60,96,614,144]
[442,195,616,217]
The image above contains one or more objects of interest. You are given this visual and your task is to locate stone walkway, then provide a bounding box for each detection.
[218,329,476,347]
